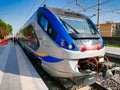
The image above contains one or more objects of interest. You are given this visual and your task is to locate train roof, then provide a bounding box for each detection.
[46,6,86,18]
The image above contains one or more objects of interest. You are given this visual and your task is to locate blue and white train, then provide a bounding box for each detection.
[16,5,117,86]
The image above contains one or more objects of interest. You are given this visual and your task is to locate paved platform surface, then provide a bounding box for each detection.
[105,47,120,55]
[0,41,48,90]
[105,47,120,59]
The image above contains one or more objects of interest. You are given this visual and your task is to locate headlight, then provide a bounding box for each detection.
[68,44,74,50]
[60,40,75,50]
[61,41,68,47]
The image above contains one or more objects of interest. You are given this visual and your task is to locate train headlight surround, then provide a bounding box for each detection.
[61,41,68,47]
[68,44,74,50]
[60,40,75,50]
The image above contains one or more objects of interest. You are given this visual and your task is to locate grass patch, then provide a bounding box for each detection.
[104,42,120,48]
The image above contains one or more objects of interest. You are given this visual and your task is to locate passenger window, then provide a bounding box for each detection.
[47,24,57,40]
[20,25,40,51]
[40,17,48,31]
[39,16,57,40]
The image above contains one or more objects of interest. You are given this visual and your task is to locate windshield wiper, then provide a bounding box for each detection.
[60,19,79,34]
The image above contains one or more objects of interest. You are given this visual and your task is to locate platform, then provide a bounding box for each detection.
[105,47,120,59]
[0,41,48,90]
[105,47,120,55]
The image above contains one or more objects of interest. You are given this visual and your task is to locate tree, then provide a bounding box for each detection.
[6,24,12,34]
[0,19,12,38]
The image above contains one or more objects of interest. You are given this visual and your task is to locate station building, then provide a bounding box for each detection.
[99,21,120,37]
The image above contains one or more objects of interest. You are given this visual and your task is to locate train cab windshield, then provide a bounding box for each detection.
[60,16,97,35]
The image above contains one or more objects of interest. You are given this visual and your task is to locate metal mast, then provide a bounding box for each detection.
[97,0,101,29]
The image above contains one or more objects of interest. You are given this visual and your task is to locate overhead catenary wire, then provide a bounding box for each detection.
[63,0,111,12]
[77,0,120,15]
[101,9,120,14]
[40,0,47,6]
[23,0,38,23]
[21,0,47,29]
[62,0,74,8]
[78,0,112,12]
[84,0,111,10]
[18,0,39,31]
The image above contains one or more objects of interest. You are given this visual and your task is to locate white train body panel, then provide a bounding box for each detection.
[33,19,105,77]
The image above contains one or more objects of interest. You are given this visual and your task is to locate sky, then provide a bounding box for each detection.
[0,0,120,35]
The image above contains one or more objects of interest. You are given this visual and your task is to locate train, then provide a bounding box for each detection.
[16,5,118,86]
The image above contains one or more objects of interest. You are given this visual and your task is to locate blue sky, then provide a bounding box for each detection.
[0,0,120,35]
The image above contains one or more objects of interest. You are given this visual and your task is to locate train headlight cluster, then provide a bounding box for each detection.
[61,41,75,50]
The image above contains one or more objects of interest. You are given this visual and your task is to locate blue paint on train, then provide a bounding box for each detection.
[37,7,78,51]
[25,45,63,63]
[40,56,63,63]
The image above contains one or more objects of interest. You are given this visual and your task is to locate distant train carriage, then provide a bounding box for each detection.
[16,5,118,86]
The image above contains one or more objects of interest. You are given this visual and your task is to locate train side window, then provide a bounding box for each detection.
[39,16,57,40]
[47,24,57,40]
[40,16,48,31]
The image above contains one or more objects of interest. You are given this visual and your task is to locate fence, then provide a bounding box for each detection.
[103,37,120,43]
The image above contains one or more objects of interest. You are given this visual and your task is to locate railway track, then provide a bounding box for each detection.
[91,82,108,90]
[100,68,120,90]
[91,70,120,90]
[106,53,120,64]
[96,59,120,90]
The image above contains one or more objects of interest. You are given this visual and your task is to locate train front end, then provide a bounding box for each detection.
[37,7,118,86]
